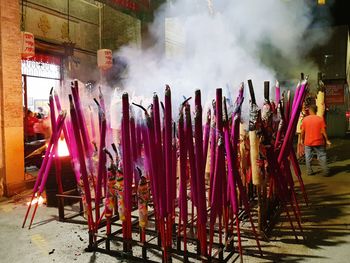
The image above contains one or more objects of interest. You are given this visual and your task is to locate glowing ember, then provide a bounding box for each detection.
[57,137,69,157]
[27,194,45,206]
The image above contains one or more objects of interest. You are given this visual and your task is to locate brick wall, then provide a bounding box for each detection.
[0,0,25,197]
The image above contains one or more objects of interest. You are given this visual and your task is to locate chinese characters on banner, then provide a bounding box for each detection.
[325,84,344,105]
[97,49,113,70]
[21,32,35,59]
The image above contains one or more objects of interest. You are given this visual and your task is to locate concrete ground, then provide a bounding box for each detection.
[243,137,350,262]
[1,138,350,262]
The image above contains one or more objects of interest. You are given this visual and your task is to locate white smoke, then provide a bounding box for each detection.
[111,0,329,115]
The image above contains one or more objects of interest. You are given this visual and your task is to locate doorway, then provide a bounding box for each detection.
[22,53,62,176]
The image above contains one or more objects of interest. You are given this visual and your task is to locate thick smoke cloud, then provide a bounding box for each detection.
[110,0,329,120]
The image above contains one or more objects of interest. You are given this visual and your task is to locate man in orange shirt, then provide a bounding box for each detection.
[301,104,331,176]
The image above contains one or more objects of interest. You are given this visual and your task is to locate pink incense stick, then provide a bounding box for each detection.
[69,95,95,232]
[65,120,81,182]
[28,112,67,229]
[23,112,66,228]
[136,116,142,158]
[274,100,285,149]
[211,88,224,210]
[140,119,160,217]
[171,123,177,204]
[225,100,244,259]
[89,106,96,143]
[95,100,107,221]
[209,135,225,255]
[194,89,208,256]
[289,149,308,204]
[275,80,281,105]
[132,102,161,219]
[49,92,63,196]
[208,104,216,206]
[53,90,80,182]
[209,89,226,255]
[37,112,66,195]
[292,83,301,110]
[53,90,72,152]
[225,100,242,215]
[278,81,308,164]
[284,90,291,125]
[164,86,173,215]
[121,92,133,242]
[129,115,139,187]
[71,81,93,157]
[178,108,189,257]
[71,81,95,185]
[203,108,211,168]
[178,108,188,223]
[184,104,198,208]
[152,94,166,218]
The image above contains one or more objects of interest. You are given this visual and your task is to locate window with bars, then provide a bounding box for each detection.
[21,60,61,79]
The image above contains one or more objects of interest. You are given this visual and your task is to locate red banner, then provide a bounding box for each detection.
[97,49,113,70]
[325,84,344,105]
[24,53,61,66]
[112,0,150,11]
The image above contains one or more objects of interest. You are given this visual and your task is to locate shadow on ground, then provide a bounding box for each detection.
[326,137,350,163]
[328,163,350,177]
[244,182,350,262]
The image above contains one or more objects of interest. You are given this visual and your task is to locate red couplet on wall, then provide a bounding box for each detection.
[21,32,35,59]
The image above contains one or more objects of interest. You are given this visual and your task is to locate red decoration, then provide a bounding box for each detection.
[113,0,139,11]
[21,32,35,59]
[25,53,61,66]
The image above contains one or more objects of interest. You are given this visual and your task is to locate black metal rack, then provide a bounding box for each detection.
[84,197,272,263]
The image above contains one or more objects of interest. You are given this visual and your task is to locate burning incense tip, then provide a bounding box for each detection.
[26,195,45,206]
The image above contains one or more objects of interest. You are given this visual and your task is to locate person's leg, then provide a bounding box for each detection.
[315,145,329,176]
[304,146,314,175]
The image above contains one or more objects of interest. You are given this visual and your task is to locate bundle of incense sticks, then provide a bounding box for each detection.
[23,78,310,262]
[22,110,67,229]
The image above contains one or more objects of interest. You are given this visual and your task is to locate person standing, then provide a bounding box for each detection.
[25,109,38,142]
[300,104,331,176]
